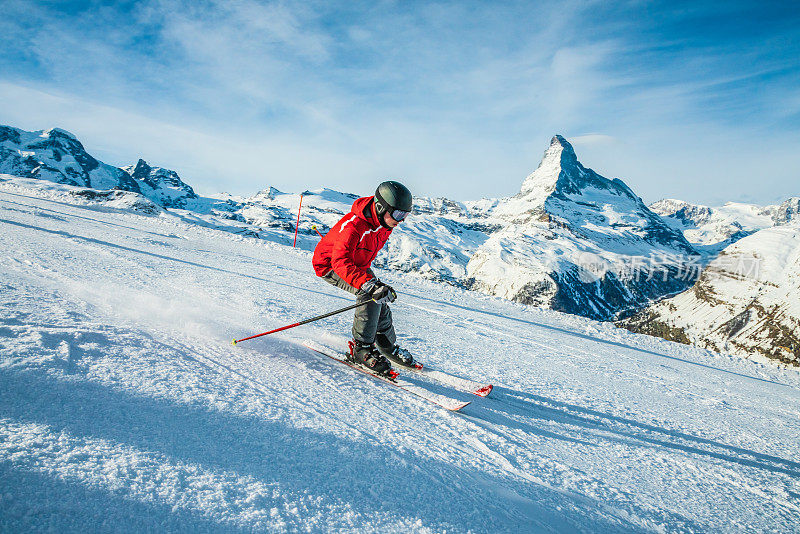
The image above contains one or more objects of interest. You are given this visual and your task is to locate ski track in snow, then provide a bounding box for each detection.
[2,185,800,533]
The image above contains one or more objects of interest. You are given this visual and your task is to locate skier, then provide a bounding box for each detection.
[312,180,414,375]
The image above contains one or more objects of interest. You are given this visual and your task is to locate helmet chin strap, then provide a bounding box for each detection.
[371,199,391,229]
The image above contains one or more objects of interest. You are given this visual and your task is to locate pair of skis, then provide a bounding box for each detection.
[302,340,492,412]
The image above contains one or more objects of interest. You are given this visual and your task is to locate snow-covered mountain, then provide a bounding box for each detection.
[631,197,800,366]
[622,223,800,365]
[122,159,198,208]
[650,197,800,250]
[0,125,139,191]
[464,136,699,319]
[772,197,800,225]
[0,125,197,209]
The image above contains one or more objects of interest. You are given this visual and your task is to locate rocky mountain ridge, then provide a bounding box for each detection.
[0,125,197,208]
[649,197,800,249]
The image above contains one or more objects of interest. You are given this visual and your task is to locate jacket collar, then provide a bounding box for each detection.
[351,196,384,230]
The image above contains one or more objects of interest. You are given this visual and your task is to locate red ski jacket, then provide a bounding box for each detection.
[312,196,392,289]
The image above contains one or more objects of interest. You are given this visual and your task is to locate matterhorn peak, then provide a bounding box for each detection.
[545,135,578,164]
[517,134,579,199]
[514,133,642,206]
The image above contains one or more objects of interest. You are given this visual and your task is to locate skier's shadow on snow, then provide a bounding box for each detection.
[470,386,800,478]
[0,462,232,533]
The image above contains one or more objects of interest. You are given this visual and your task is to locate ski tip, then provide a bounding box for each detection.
[448,401,471,411]
[231,338,237,346]
[473,384,493,397]
[412,362,423,371]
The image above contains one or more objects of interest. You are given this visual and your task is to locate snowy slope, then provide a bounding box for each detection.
[3,176,800,532]
[622,224,800,366]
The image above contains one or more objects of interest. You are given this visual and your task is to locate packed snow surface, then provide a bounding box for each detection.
[2,176,800,532]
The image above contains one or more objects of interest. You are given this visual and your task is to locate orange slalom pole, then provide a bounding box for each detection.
[293,193,304,247]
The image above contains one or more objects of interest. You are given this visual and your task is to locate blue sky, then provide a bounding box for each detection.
[1,0,798,205]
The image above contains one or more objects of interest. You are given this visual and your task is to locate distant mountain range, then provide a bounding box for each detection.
[0,125,197,208]
[626,194,800,365]
[622,196,800,365]
[650,197,800,253]
[1,123,797,365]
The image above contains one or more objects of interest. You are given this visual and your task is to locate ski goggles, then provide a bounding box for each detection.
[390,209,409,222]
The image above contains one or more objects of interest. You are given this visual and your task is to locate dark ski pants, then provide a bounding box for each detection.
[321,270,397,350]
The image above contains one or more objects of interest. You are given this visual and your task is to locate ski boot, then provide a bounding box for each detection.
[348,340,393,376]
[379,343,416,368]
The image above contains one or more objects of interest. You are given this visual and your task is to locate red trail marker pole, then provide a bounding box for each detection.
[293,193,304,248]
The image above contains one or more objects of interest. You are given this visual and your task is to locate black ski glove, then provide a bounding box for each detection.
[361,279,397,304]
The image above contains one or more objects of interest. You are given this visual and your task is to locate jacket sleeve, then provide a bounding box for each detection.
[330,223,373,289]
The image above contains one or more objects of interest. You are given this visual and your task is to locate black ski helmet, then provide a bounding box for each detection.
[374,180,413,218]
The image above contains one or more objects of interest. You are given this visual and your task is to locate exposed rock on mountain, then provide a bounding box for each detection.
[69,188,163,214]
[123,159,197,208]
[769,197,800,225]
[1,125,139,192]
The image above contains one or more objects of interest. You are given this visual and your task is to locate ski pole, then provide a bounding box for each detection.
[231,299,373,345]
